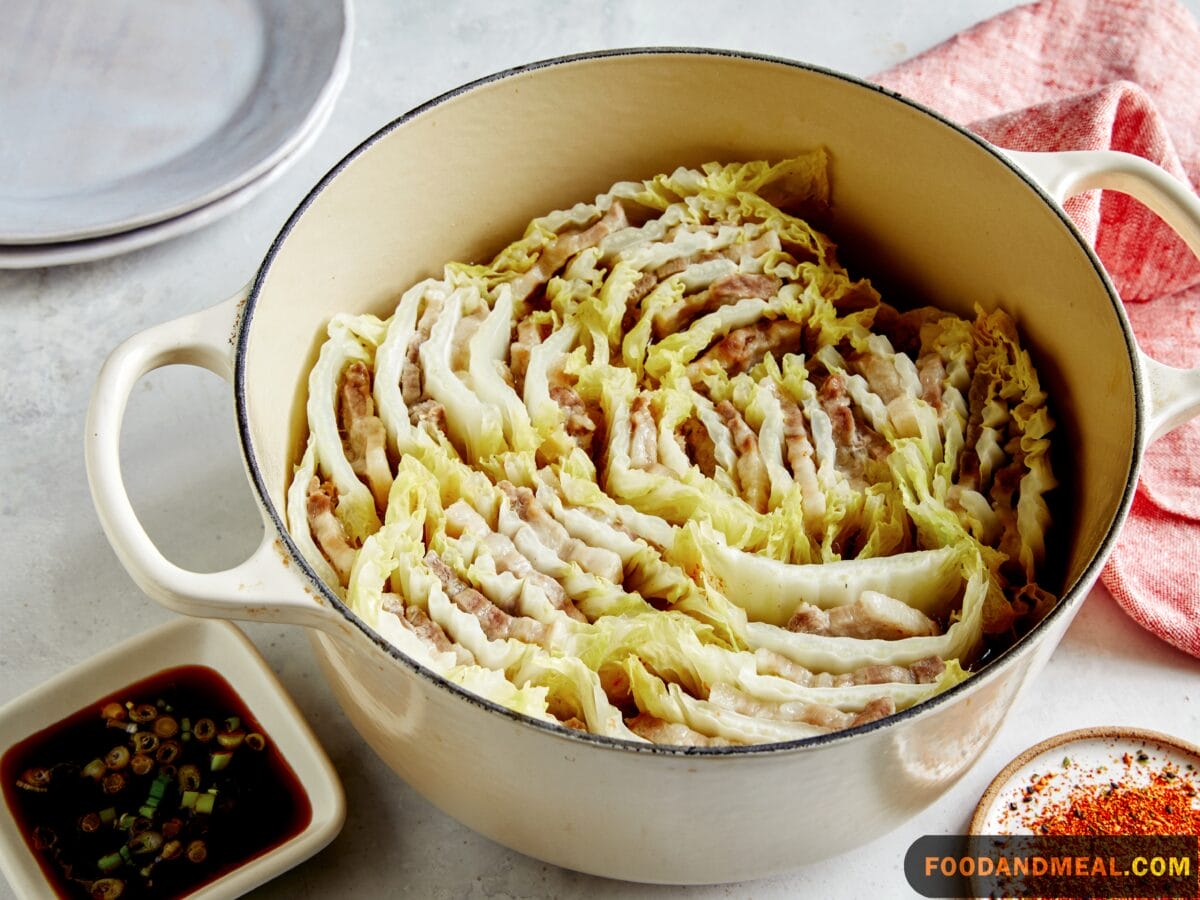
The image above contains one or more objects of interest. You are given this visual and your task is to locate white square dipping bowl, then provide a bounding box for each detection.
[0,616,345,899]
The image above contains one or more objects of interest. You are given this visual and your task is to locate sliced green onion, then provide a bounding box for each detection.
[129,704,157,724]
[192,719,216,743]
[79,812,102,833]
[127,816,151,836]
[117,813,138,831]
[153,716,179,739]
[118,844,134,865]
[195,792,217,815]
[147,772,170,800]
[223,716,241,732]
[97,852,124,873]
[99,807,117,826]
[129,753,154,776]
[101,772,127,795]
[161,839,182,861]
[105,746,130,770]
[216,730,245,750]
[177,764,201,792]
[179,790,199,811]
[82,758,107,780]
[16,767,52,792]
[100,702,126,721]
[244,733,266,752]
[155,740,181,765]
[139,806,157,819]
[91,877,125,900]
[130,830,163,855]
[131,732,159,754]
[186,839,207,863]
[209,750,233,772]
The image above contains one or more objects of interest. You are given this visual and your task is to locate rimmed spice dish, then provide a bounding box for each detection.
[970,726,1200,836]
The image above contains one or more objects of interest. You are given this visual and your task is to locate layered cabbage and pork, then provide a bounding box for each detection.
[286,152,1057,746]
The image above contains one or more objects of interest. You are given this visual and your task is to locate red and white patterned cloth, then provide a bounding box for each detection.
[873,0,1200,657]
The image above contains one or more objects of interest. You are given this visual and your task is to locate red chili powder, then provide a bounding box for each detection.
[1030,768,1200,836]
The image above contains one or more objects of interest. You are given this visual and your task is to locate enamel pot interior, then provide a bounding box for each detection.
[235,51,1141,882]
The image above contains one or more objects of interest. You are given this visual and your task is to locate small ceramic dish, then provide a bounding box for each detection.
[0,616,345,899]
[970,726,1200,835]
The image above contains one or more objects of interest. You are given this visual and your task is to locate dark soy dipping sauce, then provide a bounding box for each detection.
[1,665,312,899]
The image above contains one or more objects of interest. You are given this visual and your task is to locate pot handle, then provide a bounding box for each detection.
[84,290,349,637]
[1004,148,1200,442]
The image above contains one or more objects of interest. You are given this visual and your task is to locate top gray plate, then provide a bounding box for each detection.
[0,0,351,244]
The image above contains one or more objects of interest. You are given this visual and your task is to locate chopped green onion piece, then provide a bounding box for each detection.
[100,702,125,721]
[148,773,170,799]
[131,830,163,855]
[192,718,215,742]
[186,839,207,864]
[118,844,134,865]
[216,730,245,750]
[82,758,107,780]
[180,790,198,810]
[195,793,216,815]
[97,852,124,873]
[91,878,125,900]
[209,750,233,772]
[99,807,117,825]
[177,763,201,792]
[245,733,266,752]
[223,717,240,732]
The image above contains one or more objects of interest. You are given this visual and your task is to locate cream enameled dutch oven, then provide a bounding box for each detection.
[85,51,1200,884]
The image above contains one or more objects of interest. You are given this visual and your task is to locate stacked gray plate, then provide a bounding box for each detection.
[0,0,351,268]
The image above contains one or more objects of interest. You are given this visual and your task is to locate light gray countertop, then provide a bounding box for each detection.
[3,2,1198,897]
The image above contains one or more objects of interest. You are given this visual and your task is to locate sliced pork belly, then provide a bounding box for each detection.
[785,590,940,640]
[714,400,770,514]
[627,713,734,747]
[340,361,392,510]
[508,201,631,303]
[498,482,624,584]
[754,648,946,687]
[444,499,586,622]
[305,478,357,584]
[425,552,549,646]
[689,317,804,377]
[707,683,895,730]
[653,273,782,338]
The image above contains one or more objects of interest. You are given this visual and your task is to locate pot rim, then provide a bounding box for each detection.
[234,46,1145,758]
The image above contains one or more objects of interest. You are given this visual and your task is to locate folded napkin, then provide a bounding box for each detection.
[873,0,1200,658]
